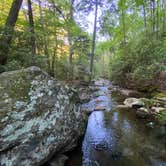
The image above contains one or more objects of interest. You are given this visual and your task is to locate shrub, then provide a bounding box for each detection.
[110,34,166,91]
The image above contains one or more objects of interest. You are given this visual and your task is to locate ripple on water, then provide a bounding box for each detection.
[82,84,166,166]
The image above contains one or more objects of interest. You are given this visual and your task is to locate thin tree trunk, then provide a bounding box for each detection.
[162,0,166,34]
[0,0,23,65]
[90,0,98,80]
[38,0,50,72]
[27,0,36,65]
[156,0,159,38]
[50,0,58,77]
[68,30,73,80]
[143,0,147,36]
[68,0,75,80]
[149,0,153,34]
[152,0,155,34]
[122,8,126,43]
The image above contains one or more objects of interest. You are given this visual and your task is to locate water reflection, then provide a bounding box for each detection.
[83,110,166,166]
[82,84,166,166]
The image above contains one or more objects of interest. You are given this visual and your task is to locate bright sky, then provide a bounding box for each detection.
[74,6,102,35]
[86,9,107,41]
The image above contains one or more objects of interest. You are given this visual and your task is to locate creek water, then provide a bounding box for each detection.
[66,80,166,166]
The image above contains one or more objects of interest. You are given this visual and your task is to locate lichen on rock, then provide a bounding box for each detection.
[0,66,87,166]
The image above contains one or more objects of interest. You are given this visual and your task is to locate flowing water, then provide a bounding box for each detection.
[66,80,166,166]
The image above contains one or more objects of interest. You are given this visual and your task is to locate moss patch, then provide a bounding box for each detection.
[153,93,166,98]
[0,69,39,103]
[9,71,31,101]
[158,110,166,124]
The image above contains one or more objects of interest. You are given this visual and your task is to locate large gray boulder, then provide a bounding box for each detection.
[0,66,87,166]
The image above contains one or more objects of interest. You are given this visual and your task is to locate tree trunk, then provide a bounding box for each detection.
[90,0,98,80]
[68,0,75,80]
[27,0,36,65]
[152,0,155,34]
[156,0,159,38]
[38,0,51,72]
[50,0,58,77]
[0,0,23,65]
[162,0,166,34]
[143,0,147,36]
[122,7,126,44]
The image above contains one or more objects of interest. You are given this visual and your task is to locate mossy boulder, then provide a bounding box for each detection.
[0,66,87,166]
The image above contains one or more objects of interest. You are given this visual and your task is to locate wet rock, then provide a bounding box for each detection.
[0,66,87,166]
[77,86,99,104]
[95,99,104,103]
[124,98,145,108]
[151,107,165,114]
[89,86,100,93]
[93,91,100,98]
[95,79,110,86]
[79,92,91,103]
[94,142,108,151]
[146,122,155,128]
[136,107,149,118]
[94,106,106,111]
[116,105,132,111]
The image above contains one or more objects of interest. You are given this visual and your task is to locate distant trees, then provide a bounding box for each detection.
[0,0,91,80]
[76,0,104,79]
[1,0,164,84]
[100,0,166,89]
[101,0,166,45]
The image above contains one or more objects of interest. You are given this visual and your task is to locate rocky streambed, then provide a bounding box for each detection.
[67,79,166,166]
[0,67,166,166]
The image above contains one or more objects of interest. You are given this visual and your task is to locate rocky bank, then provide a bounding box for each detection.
[0,66,87,166]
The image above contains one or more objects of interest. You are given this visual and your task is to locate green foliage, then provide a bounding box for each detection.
[94,41,112,79]
[9,48,31,65]
[1,0,166,83]
[110,33,166,90]
[0,0,93,80]
[158,111,166,124]
[4,60,22,71]
[56,55,69,80]
[153,93,166,98]
[99,0,166,90]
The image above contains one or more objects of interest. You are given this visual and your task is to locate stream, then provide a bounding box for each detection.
[66,80,166,166]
